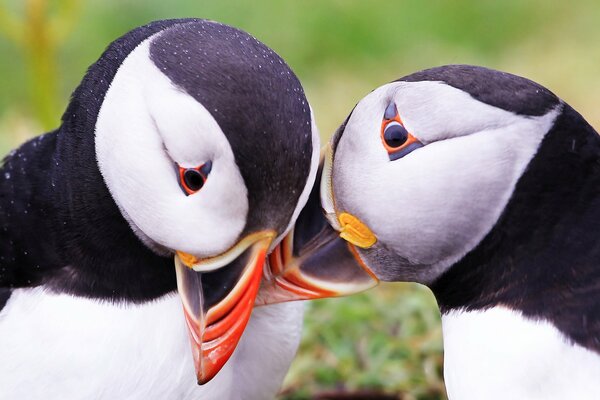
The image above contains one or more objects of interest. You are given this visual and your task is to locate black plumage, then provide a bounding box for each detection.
[149,23,312,234]
[330,64,600,354]
[394,66,600,354]
[0,18,312,305]
[398,64,560,116]
[0,288,10,311]
[432,103,600,353]
[0,20,188,303]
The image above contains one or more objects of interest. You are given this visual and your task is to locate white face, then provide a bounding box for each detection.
[330,81,559,283]
[95,37,248,258]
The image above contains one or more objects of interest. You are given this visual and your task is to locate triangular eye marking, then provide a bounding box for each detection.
[384,102,398,121]
[380,101,423,161]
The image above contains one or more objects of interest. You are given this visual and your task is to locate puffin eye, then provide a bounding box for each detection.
[383,122,408,148]
[178,162,211,196]
[381,101,424,161]
[184,169,205,191]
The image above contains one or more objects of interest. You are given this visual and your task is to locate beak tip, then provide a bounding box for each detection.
[196,376,209,386]
[195,364,216,385]
[176,234,273,385]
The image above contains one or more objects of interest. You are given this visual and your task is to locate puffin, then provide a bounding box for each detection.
[287,65,600,399]
[0,18,336,399]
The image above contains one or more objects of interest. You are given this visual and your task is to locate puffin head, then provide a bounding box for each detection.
[316,65,564,285]
[61,19,321,384]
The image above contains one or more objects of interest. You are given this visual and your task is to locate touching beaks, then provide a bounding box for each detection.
[256,148,379,306]
[173,147,380,384]
[175,231,275,384]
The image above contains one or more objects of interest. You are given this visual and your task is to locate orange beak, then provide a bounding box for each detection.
[256,150,379,306]
[174,148,379,384]
[256,222,378,305]
[175,231,274,384]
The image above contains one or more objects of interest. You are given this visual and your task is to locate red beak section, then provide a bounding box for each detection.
[256,154,379,306]
[175,235,272,384]
[257,219,378,305]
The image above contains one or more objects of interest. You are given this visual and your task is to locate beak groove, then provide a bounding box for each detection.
[175,233,273,384]
[257,225,378,306]
[257,146,380,307]
[173,140,382,383]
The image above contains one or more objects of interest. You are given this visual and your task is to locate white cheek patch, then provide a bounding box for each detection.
[370,81,536,144]
[333,81,559,280]
[96,37,248,257]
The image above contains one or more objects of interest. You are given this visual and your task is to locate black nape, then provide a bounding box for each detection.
[398,64,560,117]
[432,104,600,354]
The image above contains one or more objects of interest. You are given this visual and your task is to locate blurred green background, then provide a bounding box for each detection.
[1,1,599,399]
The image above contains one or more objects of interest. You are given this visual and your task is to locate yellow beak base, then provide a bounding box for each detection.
[338,212,377,249]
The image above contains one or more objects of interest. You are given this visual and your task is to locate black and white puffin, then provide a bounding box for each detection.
[293,65,600,399]
[0,18,361,399]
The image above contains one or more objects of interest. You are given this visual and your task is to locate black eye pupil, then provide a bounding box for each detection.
[384,124,409,148]
[183,169,205,191]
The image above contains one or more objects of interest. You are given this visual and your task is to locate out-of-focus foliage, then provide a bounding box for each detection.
[281,284,445,400]
[0,0,81,129]
[1,0,600,139]
[1,1,599,399]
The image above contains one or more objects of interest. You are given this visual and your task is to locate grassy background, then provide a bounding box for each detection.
[1,1,599,398]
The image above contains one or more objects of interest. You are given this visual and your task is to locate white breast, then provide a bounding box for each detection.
[442,307,600,400]
[0,287,304,400]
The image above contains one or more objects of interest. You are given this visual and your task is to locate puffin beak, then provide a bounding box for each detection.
[256,218,378,305]
[256,147,379,306]
[174,231,275,384]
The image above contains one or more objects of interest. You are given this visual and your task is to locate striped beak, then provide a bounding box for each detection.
[174,149,378,383]
[175,231,275,384]
[256,219,378,305]
[256,149,379,306]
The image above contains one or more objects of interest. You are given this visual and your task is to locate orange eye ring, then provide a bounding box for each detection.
[178,161,212,196]
[380,102,423,160]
